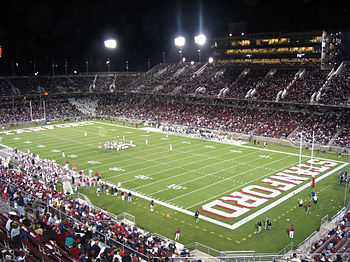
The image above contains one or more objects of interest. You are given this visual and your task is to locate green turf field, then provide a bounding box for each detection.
[0,120,349,253]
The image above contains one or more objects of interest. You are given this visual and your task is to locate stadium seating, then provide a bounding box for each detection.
[320,63,350,106]
[283,67,331,103]
[0,152,186,261]
[1,62,350,107]
[1,92,349,149]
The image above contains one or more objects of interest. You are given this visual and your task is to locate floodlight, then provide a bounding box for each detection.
[208,57,214,63]
[194,34,207,46]
[104,39,117,49]
[174,36,186,48]
[190,61,195,65]
[182,57,186,63]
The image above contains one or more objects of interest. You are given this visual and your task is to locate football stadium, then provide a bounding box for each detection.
[0,1,350,261]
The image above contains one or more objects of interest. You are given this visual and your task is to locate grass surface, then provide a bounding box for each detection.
[0,120,349,252]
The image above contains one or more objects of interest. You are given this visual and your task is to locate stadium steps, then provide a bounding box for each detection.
[328,128,343,147]
[277,69,305,102]
[193,62,208,77]
[312,63,341,103]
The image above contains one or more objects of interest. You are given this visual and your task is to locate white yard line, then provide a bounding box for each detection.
[92,121,141,130]
[146,150,273,196]
[0,143,12,149]
[185,158,300,209]
[236,144,347,164]
[104,162,348,230]
[2,122,348,231]
[3,120,348,165]
[117,123,347,164]
[128,149,259,189]
[166,155,294,203]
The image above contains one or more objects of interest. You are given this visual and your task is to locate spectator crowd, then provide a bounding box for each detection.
[0,150,186,261]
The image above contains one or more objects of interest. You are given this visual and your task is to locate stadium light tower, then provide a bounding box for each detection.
[104,38,117,72]
[194,33,207,62]
[174,36,186,62]
[104,39,117,49]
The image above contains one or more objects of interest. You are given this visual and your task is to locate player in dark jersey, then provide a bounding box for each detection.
[194,209,200,223]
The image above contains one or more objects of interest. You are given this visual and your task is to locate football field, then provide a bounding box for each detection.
[0,120,349,252]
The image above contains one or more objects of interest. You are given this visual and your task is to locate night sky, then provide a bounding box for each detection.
[1,0,350,74]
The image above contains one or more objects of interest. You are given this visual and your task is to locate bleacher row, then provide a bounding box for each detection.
[0,93,349,148]
[93,95,350,148]
[309,212,350,262]
[0,155,186,262]
[0,72,139,97]
[1,62,350,106]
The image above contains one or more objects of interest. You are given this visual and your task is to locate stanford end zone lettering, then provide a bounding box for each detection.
[201,159,338,219]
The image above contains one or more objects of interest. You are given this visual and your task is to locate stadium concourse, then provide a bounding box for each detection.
[0,61,350,261]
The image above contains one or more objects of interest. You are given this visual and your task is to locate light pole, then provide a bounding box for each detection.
[162,51,166,63]
[104,38,117,72]
[194,33,207,63]
[51,62,55,76]
[64,59,68,75]
[147,58,151,71]
[106,58,111,72]
[174,36,186,62]
[197,49,201,63]
[85,60,89,73]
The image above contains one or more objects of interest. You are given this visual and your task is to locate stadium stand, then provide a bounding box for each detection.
[320,62,350,106]
[0,59,350,261]
[0,91,349,149]
[0,151,187,261]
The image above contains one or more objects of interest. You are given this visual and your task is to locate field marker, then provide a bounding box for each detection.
[88,160,101,164]
[230,149,242,153]
[51,149,61,153]
[109,167,125,172]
